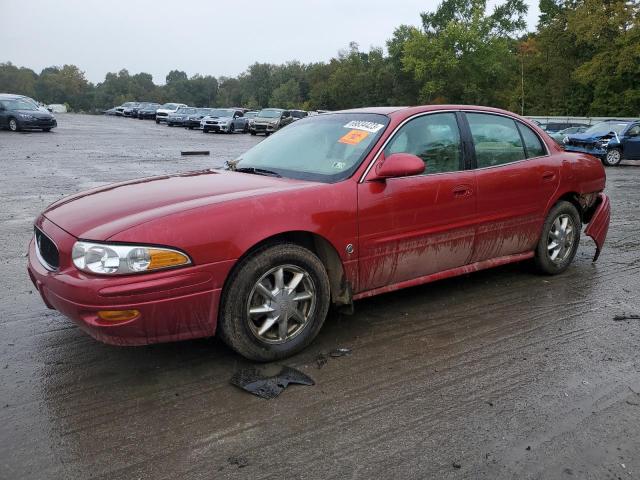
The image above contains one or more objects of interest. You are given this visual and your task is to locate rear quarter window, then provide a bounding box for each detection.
[517,123,546,158]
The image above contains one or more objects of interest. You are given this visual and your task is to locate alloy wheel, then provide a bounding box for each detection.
[246,264,316,344]
[547,214,576,264]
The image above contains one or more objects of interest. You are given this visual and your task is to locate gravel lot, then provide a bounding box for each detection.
[1,114,639,479]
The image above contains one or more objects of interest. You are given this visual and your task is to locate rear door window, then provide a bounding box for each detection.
[466,113,526,168]
[517,123,546,158]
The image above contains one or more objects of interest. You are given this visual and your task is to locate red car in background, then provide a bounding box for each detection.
[28,105,611,361]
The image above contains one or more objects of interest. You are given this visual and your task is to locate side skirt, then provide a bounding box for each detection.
[352,251,535,301]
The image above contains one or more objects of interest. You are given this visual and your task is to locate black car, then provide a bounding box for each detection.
[183,108,213,129]
[0,95,57,132]
[166,107,197,127]
[137,103,161,119]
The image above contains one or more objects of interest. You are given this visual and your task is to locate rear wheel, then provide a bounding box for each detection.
[534,201,581,275]
[250,131,256,136]
[218,243,330,361]
[43,128,51,132]
[603,148,622,166]
[8,118,19,132]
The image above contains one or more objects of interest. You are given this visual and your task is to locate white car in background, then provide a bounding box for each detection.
[155,103,187,124]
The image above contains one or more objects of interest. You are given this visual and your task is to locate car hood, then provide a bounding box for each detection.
[13,109,54,119]
[43,169,316,240]
[254,116,279,123]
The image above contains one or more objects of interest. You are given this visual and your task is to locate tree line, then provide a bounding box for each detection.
[1,0,638,116]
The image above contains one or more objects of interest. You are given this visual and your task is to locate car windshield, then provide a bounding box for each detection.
[197,108,211,114]
[258,109,283,118]
[245,112,258,118]
[209,109,235,117]
[161,103,178,109]
[233,113,389,183]
[291,111,307,118]
[3,99,38,111]
[176,107,195,114]
[585,122,629,135]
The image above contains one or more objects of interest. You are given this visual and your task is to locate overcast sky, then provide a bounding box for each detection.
[2,0,540,84]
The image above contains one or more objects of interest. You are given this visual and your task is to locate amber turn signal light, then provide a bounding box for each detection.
[97,309,140,322]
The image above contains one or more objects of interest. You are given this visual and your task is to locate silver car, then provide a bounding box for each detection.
[201,108,249,133]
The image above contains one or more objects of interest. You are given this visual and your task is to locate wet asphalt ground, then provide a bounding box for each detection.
[1,114,639,479]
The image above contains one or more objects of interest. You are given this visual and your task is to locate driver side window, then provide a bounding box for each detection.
[628,124,640,136]
[383,113,462,174]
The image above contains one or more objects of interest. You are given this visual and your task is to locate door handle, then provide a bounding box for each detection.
[452,185,472,198]
[542,171,556,182]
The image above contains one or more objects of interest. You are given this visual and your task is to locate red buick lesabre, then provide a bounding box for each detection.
[28,105,611,360]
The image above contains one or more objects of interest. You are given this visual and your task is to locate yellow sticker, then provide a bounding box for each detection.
[339,129,370,145]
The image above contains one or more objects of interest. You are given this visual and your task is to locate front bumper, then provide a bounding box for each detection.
[203,123,230,132]
[184,119,202,128]
[27,217,235,346]
[251,123,277,134]
[19,118,57,130]
[564,144,607,157]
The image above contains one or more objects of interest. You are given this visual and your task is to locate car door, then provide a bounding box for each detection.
[233,110,244,128]
[463,112,560,262]
[357,112,477,291]
[0,101,7,127]
[622,123,640,159]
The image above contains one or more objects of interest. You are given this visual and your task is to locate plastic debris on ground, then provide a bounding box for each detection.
[230,364,314,399]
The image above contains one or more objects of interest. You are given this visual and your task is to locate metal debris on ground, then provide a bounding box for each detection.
[613,314,640,321]
[180,150,210,156]
[230,364,314,399]
[329,347,352,358]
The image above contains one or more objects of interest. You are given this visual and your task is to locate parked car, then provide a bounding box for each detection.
[183,108,214,129]
[549,126,588,144]
[250,108,293,135]
[137,103,161,119]
[541,122,588,134]
[122,102,143,117]
[563,120,640,166]
[0,95,57,132]
[128,102,153,118]
[104,107,119,116]
[115,102,137,116]
[290,110,308,121]
[155,103,187,124]
[28,105,610,361]
[201,108,248,133]
[166,107,198,127]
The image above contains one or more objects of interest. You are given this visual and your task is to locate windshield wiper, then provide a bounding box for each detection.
[234,167,282,178]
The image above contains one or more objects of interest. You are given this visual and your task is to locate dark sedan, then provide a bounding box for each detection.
[166,107,197,127]
[184,108,213,129]
[137,103,161,119]
[0,96,57,132]
[563,120,640,166]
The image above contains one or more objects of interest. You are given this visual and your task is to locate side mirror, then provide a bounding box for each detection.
[368,153,425,181]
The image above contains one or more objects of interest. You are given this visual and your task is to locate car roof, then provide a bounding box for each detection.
[333,104,530,119]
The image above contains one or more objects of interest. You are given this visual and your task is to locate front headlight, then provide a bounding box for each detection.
[270,120,279,126]
[72,241,191,275]
[19,113,35,120]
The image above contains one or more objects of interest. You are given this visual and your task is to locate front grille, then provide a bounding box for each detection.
[157,112,168,117]
[254,124,266,130]
[34,227,59,270]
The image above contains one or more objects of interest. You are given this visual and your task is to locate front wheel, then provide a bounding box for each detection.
[8,118,19,132]
[603,148,622,166]
[534,201,581,275]
[228,124,235,134]
[250,131,256,136]
[218,243,331,361]
[43,128,51,132]
[155,119,160,124]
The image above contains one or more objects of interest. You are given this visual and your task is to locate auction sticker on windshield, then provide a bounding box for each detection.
[339,129,369,145]
[343,120,385,133]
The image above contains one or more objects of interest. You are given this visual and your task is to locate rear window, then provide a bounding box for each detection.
[517,123,546,158]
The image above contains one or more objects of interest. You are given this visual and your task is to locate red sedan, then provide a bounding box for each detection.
[28,105,611,360]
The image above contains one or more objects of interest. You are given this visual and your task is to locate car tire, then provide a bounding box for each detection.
[603,148,622,166]
[218,243,331,361]
[243,124,249,133]
[228,124,235,134]
[203,128,209,133]
[155,119,160,124]
[43,128,51,132]
[534,201,581,275]
[250,131,256,136]
[8,118,19,132]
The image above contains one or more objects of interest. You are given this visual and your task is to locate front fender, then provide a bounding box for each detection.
[584,193,611,262]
